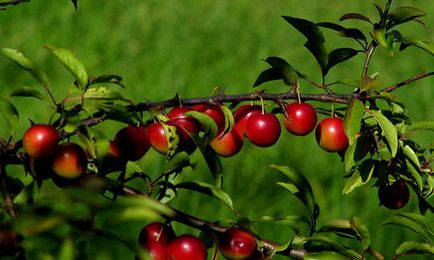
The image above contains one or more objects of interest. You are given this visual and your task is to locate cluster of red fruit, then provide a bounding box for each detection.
[137,222,258,260]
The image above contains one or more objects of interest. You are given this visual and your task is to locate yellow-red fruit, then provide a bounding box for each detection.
[23,124,59,158]
[147,122,169,154]
[378,180,410,209]
[315,117,349,152]
[210,130,243,157]
[51,143,87,179]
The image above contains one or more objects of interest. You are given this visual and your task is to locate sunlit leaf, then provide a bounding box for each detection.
[319,217,371,250]
[342,161,374,194]
[370,110,398,157]
[399,37,434,56]
[395,241,434,257]
[176,181,235,212]
[0,48,49,86]
[255,215,310,234]
[402,144,420,168]
[84,86,125,101]
[407,121,434,132]
[44,45,88,89]
[304,251,349,260]
[185,110,218,140]
[58,236,74,260]
[383,213,434,244]
[343,99,364,146]
[372,26,388,48]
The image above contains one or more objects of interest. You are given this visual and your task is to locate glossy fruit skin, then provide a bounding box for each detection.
[233,105,262,137]
[51,142,87,179]
[142,240,171,260]
[168,107,201,154]
[218,227,257,260]
[193,104,226,135]
[245,113,281,147]
[378,180,410,209]
[138,222,176,245]
[114,125,150,161]
[210,129,243,157]
[282,102,317,136]
[168,234,207,260]
[147,122,169,154]
[23,124,59,158]
[315,117,349,152]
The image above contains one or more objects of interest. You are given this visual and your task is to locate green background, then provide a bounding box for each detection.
[0,0,433,259]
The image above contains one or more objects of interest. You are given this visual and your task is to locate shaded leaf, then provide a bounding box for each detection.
[383,213,434,244]
[115,196,176,220]
[10,86,48,101]
[304,40,328,76]
[339,13,373,24]
[0,97,19,136]
[316,22,345,31]
[299,234,363,259]
[370,110,398,157]
[399,37,434,56]
[343,99,364,146]
[255,215,310,235]
[185,110,218,140]
[164,151,192,174]
[44,45,88,89]
[342,161,374,194]
[253,68,282,87]
[282,16,325,42]
[388,7,427,29]
[264,57,299,86]
[176,181,234,211]
[88,74,124,88]
[338,28,367,42]
[327,48,358,73]
[0,48,49,86]
[395,241,434,256]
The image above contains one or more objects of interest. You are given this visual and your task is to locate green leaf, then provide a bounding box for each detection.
[176,181,234,212]
[255,215,310,234]
[44,45,88,89]
[372,26,388,48]
[370,110,398,157]
[402,144,420,168]
[343,99,364,146]
[83,86,125,101]
[326,48,358,73]
[407,121,434,132]
[342,161,374,194]
[185,110,218,140]
[304,251,349,260]
[115,196,176,221]
[399,38,434,56]
[88,74,124,88]
[164,151,192,173]
[383,213,434,244]
[71,0,78,10]
[9,86,49,101]
[253,68,282,87]
[338,28,367,42]
[0,97,19,137]
[282,16,325,42]
[304,40,328,76]
[300,234,363,259]
[264,57,299,86]
[387,7,427,29]
[319,217,371,250]
[0,48,49,86]
[271,165,317,218]
[405,158,423,193]
[125,161,144,180]
[220,104,235,136]
[339,13,373,24]
[58,236,74,260]
[395,241,434,256]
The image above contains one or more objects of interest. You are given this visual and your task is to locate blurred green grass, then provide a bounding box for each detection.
[0,0,433,259]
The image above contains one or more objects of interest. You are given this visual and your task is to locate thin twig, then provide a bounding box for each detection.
[381,71,434,93]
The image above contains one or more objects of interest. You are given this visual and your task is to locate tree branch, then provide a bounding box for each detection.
[381,71,434,93]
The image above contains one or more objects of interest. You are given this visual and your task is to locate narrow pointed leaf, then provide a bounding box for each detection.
[399,38,434,56]
[339,13,373,24]
[264,57,299,86]
[338,28,367,42]
[0,97,19,134]
[282,16,325,42]
[185,111,218,140]
[319,216,370,250]
[395,241,434,256]
[370,110,398,157]
[373,26,388,48]
[407,121,434,132]
[316,22,345,31]
[304,40,328,76]
[388,7,427,29]
[88,74,124,88]
[71,0,78,10]
[343,99,364,146]
[256,215,310,234]
[383,213,434,244]
[327,48,358,73]
[58,236,74,260]
[253,68,282,87]
[402,144,420,168]
[44,45,88,89]
[0,48,49,86]
[176,181,234,211]
[10,86,48,101]
[83,86,125,100]
[343,161,374,194]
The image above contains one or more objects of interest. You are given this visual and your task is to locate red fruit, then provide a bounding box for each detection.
[170,118,200,154]
[28,157,54,180]
[114,125,150,161]
[282,102,317,136]
[378,180,410,209]
[233,105,262,136]
[142,240,171,260]
[138,222,176,245]
[218,227,257,260]
[168,234,207,260]
[51,142,87,179]
[245,113,281,147]
[0,225,19,256]
[102,141,126,173]
[315,117,349,152]
[210,129,243,157]
[168,107,193,119]
[23,124,59,158]
[147,122,169,154]
[193,104,226,135]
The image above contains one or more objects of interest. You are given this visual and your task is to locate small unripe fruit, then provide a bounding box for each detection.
[233,105,262,137]
[168,234,207,260]
[218,227,257,260]
[210,129,243,157]
[282,102,317,136]
[378,180,410,209]
[315,117,349,152]
[23,124,59,158]
[51,142,87,179]
[138,222,176,245]
[245,113,281,147]
[114,125,150,161]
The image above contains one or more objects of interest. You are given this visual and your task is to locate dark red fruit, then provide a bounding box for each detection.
[138,222,176,245]
[315,117,349,152]
[282,102,317,136]
[168,234,207,260]
[114,125,150,161]
[147,122,170,154]
[210,129,243,157]
[23,124,59,158]
[193,104,226,135]
[245,113,281,147]
[168,107,193,119]
[142,240,171,260]
[28,157,54,180]
[51,142,87,179]
[233,105,262,137]
[218,227,257,260]
[0,225,19,257]
[102,141,126,173]
[378,180,410,209]
[169,115,201,154]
